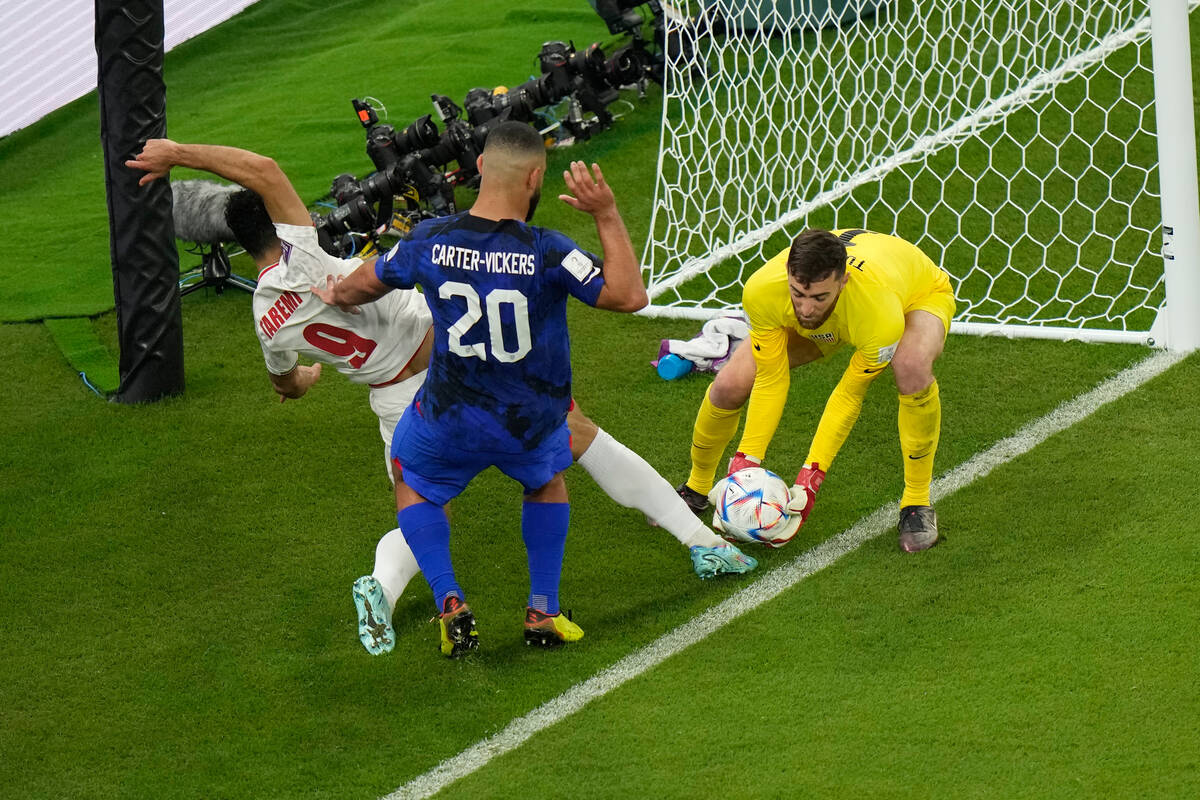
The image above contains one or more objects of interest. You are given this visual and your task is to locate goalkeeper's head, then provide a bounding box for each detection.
[786,229,849,329]
[477,121,547,222]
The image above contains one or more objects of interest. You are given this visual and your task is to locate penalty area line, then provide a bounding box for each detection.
[384,348,1187,800]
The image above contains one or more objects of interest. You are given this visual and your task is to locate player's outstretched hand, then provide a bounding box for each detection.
[125,139,179,186]
[559,161,616,217]
[785,462,826,527]
[311,274,360,314]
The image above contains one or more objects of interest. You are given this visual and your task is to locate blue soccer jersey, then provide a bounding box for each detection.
[375,212,605,452]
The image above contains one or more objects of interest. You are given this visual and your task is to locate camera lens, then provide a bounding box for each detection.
[605,45,650,86]
[329,173,360,205]
[539,41,569,73]
[393,115,439,155]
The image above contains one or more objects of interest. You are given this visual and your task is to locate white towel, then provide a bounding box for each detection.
[656,315,750,373]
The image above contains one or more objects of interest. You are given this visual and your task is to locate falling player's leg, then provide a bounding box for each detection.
[369,528,420,612]
[354,377,427,654]
[351,528,422,655]
[568,406,757,578]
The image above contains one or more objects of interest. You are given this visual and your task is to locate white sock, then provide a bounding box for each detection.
[371,527,421,616]
[577,428,725,549]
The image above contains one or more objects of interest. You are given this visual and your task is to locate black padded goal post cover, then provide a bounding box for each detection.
[96,0,185,403]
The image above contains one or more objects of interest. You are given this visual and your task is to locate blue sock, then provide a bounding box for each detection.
[398,502,460,611]
[522,501,569,614]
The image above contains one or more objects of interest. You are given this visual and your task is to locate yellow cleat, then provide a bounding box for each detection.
[523,607,584,647]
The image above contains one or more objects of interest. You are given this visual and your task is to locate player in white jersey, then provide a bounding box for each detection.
[128,139,757,657]
[249,212,432,474]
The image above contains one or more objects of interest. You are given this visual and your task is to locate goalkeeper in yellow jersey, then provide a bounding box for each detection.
[677,228,955,552]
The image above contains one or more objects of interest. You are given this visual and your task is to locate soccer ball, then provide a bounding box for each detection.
[709,467,801,548]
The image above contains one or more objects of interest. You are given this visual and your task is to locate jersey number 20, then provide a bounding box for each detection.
[439,281,532,363]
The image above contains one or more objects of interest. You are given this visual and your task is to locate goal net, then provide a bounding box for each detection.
[643,0,1198,345]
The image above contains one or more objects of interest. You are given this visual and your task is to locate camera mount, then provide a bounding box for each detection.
[178,242,257,297]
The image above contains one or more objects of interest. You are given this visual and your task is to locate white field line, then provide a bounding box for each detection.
[385,348,1187,800]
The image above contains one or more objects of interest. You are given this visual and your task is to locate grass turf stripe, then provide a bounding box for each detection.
[41,316,119,395]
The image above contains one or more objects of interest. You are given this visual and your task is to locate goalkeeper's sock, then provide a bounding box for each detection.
[898,380,941,508]
[577,428,725,549]
[687,386,743,496]
[371,527,421,615]
[521,501,569,615]
[397,502,461,610]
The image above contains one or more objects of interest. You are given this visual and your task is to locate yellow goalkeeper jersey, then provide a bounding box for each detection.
[738,228,954,461]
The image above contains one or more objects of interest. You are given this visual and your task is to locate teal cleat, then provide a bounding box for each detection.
[352,575,395,655]
[690,543,758,579]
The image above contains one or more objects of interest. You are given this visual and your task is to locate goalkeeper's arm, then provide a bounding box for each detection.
[805,349,881,469]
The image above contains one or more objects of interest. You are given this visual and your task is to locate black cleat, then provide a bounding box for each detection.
[438,595,479,658]
[676,483,711,517]
[898,505,940,552]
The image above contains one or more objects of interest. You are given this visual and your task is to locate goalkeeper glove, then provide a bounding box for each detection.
[726,451,762,475]
[785,462,826,526]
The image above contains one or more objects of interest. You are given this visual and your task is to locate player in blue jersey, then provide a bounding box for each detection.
[316,121,649,656]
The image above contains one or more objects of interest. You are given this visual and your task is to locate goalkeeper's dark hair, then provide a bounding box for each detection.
[787,229,847,286]
[225,188,279,260]
[481,120,545,159]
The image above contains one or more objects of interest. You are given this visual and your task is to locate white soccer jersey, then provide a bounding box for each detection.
[253,224,432,386]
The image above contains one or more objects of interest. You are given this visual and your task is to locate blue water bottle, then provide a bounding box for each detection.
[657,354,694,380]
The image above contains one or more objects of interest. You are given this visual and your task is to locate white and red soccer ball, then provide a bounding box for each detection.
[709,467,801,548]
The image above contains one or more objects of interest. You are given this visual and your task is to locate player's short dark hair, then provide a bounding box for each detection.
[482,121,545,158]
[225,188,278,260]
[787,229,847,286]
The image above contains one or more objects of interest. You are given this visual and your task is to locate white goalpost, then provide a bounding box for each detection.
[643,0,1200,350]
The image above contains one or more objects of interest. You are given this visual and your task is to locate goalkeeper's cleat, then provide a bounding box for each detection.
[898,505,940,553]
[524,607,584,647]
[438,595,479,658]
[676,483,711,517]
[352,575,394,655]
[690,543,759,579]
